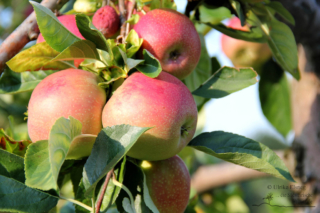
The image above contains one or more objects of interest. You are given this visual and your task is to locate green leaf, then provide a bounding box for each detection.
[126,58,144,72]
[30,1,81,52]
[149,0,177,10]
[188,131,295,182]
[266,19,299,80]
[259,59,292,137]
[0,68,57,94]
[199,5,232,25]
[6,42,72,72]
[25,140,56,190]
[201,22,268,43]
[126,29,144,58]
[266,2,295,25]
[184,34,213,107]
[116,161,158,213]
[76,13,109,51]
[83,125,150,198]
[192,66,257,99]
[52,40,100,62]
[48,117,82,189]
[0,175,59,213]
[0,128,31,157]
[136,50,162,78]
[0,149,25,183]
[230,0,245,26]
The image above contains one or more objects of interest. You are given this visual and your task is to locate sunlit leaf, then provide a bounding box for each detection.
[136,50,162,78]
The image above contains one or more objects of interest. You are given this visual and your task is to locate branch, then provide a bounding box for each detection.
[117,0,127,44]
[95,169,114,213]
[0,0,70,73]
[125,0,135,39]
[191,150,294,193]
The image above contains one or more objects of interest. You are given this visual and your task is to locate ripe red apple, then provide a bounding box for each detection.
[141,155,191,213]
[36,15,85,68]
[92,5,120,38]
[27,69,106,159]
[133,9,201,80]
[221,17,271,68]
[102,72,198,161]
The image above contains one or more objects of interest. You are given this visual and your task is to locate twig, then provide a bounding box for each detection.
[117,0,127,44]
[0,0,70,73]
[95,168,114,213]
[102,0,109,7]
[125,0,136,40]
[60,195,93,212]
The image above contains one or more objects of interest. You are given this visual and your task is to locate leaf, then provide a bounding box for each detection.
[184,34,213,107]
[136,50,162,78]
[52,40,100,62]
[266,1,295,25]
[192,66,257,99]
[6,42,72,72]
[126,59,145,72]
[230,0,245,26]
[83,125,150,198]
[149,0,177,10]
[188,131,295,182]
[76,13,109,51]
[0,175,59,213]
[48,116,82,189]
[0,68,57,94]
[266,19,299,80]
[0,128,31,157]
[201,22,268,42]
[24,140,56,190]
[126,30,144,58]
[259,59,292,137]
[30,1,81,52]
[0,149,25,183]
[116,161,158,213]
[199,5,232,25]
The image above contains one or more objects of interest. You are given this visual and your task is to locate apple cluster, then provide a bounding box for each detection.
[28,5,201,213]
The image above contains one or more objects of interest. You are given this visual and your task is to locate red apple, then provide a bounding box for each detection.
[27,69,106,159]
[221,17,271,68]
[102,72,198,161]
[133,9,201,80]
[141,155,191,213]
[92,5,120,38]
[36,15,85,68]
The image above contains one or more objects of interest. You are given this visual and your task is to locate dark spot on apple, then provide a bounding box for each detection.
[169,50,180,61]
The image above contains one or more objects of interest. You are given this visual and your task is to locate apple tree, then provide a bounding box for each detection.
[0,0,315,212]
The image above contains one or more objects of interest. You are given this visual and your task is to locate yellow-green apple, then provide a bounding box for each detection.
[141,155,191,213]
[133,9,201,80]
[36,15,85,68]
[92,5,120,38]
[27,69,106,159]
[102,72,198,161]
[221,17,271,68]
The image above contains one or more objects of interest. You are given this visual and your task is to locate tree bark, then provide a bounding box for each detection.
[0,0,70,73]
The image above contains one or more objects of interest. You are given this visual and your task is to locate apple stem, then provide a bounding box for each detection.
[95,168,114,213]
[59,195,93,212]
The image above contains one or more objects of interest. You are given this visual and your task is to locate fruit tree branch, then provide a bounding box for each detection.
[0,0,70,74]
[125,0,135,40]
[117,0,127,44]
[95,169,114,213]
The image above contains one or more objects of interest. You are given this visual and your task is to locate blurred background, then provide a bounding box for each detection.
[0,0,294,212]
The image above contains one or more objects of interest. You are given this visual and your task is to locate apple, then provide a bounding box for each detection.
[133,9,201,80]
[102,71,198,161]
[221,17,271,68]
[27,69,106,159]
[141,155,191,213]
[36,15,85,68]
[92,5,120,38]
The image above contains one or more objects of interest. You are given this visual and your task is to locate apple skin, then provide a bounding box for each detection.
[221,17,271,68]
[133,9,201,80]
[141,155,191,213]
[92,6,120,38]
[27,69,106,159]
[102,72,198,161]
[36,15,84,68]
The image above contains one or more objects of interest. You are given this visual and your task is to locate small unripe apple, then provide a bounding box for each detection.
[102,72,198,161]
[141,155,191,213]
[28,69,106,159]
[221,17,271,68]
[133,9,201,80]
[36,15,85,68]
[92,5,120,38]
